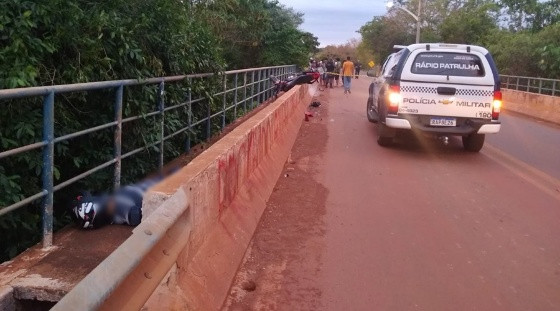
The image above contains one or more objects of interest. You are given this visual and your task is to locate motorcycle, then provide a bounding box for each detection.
[270,71,320,97]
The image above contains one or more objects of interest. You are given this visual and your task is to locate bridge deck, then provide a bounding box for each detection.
[224,78,560,310]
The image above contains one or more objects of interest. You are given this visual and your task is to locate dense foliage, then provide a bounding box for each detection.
[358,0,560,78]
[196,0,318,69]
[0,0,318,261]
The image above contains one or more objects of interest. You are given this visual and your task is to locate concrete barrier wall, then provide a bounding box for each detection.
[503,89,560,124]
[54,84,311,310]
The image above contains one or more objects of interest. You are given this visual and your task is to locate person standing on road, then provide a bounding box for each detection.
[317,61,325,86]
[342,56,355,94]
[334,58,341,87]
[325,58,335,88]
[355,62,361,79]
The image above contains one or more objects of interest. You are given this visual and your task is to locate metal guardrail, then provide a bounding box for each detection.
[500,75,559,97]
[0,64,296,248]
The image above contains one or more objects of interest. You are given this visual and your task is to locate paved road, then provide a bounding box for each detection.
[487,112,560,180]
[224,78,560,310]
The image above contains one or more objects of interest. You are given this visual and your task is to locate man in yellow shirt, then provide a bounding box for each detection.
[341,56,355,94]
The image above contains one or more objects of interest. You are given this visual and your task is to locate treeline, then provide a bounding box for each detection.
[315,39,378,71]
[315,39,360,61]
[358,0,560,78]
[0,0,319,261]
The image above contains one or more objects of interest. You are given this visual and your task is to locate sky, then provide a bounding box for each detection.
[278,0,389,47]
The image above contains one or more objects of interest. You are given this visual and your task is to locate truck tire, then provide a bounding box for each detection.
[367,98,378,123]
[462,134,485,152]
[377,123,394,146]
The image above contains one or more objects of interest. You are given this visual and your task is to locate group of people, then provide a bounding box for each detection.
[309,57,362,94]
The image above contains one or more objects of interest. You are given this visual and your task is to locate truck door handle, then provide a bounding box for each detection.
[437,87,456,95]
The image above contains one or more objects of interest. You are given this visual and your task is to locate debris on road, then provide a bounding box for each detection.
[241,280,257,292]
[287,154,296,164]
[310,101,321,108]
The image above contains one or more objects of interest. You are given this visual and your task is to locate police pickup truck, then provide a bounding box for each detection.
[366,43,502,152]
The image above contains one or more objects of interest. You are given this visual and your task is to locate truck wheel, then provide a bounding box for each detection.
[462,134,485,152]
[377,123,394,146]
[366,98,378,123]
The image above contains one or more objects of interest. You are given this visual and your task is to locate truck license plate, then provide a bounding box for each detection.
[430,117,456,127]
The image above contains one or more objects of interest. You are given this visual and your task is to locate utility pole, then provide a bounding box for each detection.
[415,0,422,43]
[386,0,422,43]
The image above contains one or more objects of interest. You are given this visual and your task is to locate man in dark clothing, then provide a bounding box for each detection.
[355,62,362,79]
[325,58,336,88]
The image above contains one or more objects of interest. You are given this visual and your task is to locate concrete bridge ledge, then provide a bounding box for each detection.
[503,89,560,124]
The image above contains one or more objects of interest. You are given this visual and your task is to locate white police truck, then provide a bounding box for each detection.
[366,44,502,152]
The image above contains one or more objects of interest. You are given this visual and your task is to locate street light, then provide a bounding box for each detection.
[386,0,422,44]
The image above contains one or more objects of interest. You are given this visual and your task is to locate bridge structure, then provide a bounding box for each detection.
[1,68,560,310]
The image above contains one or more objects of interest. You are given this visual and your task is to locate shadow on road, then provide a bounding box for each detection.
[367,123,476,156]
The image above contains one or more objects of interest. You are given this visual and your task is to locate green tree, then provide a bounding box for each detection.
[358,0,560,79]
[195,0,317,68]
[499,0,560,31]
[440,2,498,44]
[358,15,415,64]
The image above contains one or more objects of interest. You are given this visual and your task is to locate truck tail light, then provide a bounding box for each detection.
[387,85,401,115]
[492,90,502,120]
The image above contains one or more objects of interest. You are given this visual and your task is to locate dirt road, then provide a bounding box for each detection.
[224,78,560,310]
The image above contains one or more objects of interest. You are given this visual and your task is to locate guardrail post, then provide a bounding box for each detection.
[527,78,530,92]
[258,70,263,105]
[265,68,269,99]
[233,73,238,118]
[263,69,267,102]
[206,97,211,140]
[270,68,275,97]
[263,68,268,101]
[265,68,271,100]
[186,77,192,152]
[272,68,275,95]
[114,85,123,190]
[41,91,54,248]
[553,80,557,97]
[269,68,275,99]
[262,69,266,102]
[157,81,165,172]
[222,74,227,130]
[251,71,255,109]
[243,73,248,114]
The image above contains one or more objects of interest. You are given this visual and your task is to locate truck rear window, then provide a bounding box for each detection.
[411,52,485,77]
